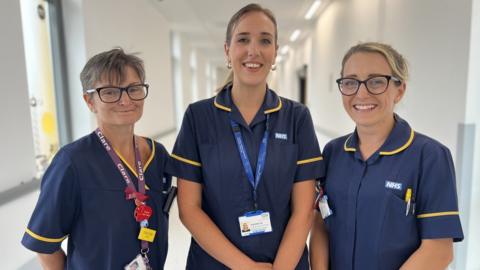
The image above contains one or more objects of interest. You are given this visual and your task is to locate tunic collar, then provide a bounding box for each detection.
[343,114,415,157]
[213,84,282,114]
[214,84,282,128]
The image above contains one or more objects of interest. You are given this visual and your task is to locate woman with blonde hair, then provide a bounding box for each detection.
[310,42,463,269]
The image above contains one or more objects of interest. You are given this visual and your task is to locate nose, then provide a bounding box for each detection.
[356,82,370,98]
[118,89,132,105]
[247,42,259,57]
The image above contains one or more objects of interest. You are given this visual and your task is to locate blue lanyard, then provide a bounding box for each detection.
[230,114,270,209]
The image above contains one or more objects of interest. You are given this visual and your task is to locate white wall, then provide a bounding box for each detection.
[171,34,215,114]
[178,33,193,111]
[195,51,209,100]
[276,37,313,102]
[0,0,36,191]
[382,0,471,159]
[63,0,176,139]
[463,0,480,268]
[307,1,356,136]
[62,0,89,141]
[302,0,472,157]
[216,66,230,90]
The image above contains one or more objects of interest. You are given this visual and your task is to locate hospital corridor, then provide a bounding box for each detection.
[1,0,479,269]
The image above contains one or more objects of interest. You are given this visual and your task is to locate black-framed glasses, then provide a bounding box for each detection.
[85,83,149,103]
[336,75,401,96]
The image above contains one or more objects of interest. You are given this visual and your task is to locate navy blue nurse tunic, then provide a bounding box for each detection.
[323,115,463,270]
[167,86,324,269]
[22,132,171,269]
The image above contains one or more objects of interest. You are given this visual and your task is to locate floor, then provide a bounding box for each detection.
[2,131,332,270]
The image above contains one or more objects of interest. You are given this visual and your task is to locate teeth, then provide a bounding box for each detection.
[354,104,376,110]
[244,63,261,68]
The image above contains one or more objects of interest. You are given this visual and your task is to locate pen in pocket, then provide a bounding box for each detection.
[405,188,412,216]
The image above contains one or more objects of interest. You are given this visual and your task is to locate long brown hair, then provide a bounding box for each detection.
[217,3,278,92]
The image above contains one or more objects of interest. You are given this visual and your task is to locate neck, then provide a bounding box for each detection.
[356,116,395,159]
[231,84,267,111]
[98,123,135,154]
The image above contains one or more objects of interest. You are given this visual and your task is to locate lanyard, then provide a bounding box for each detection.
[94,129,149,251]
[230,114,270,209]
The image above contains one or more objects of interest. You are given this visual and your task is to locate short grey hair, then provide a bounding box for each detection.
[80,48,145,91]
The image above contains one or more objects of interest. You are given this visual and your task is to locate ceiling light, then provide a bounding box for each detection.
[304,0,322,20]
[289,29,301,42]
[280,45,290,55]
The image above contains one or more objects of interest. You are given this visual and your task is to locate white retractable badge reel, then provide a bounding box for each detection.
[315,183,333,219]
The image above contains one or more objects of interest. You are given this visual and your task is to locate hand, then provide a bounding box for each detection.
[233,262,273,270]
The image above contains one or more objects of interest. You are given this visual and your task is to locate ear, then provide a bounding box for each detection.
[274,44,279,64]
[83,93,97,113]
[224,42,230,61]
[394,82,406,104]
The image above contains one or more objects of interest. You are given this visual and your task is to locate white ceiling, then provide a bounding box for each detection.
[150,0,328,65]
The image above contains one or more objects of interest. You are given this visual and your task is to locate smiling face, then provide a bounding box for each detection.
[224,11,277,89]
[83,65,144,128]
[342,52,406,130]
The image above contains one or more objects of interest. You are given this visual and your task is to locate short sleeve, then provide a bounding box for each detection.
[294,107,325,182]
[166,105,203,183]
[416,143,463,242]
[21,149,79,253]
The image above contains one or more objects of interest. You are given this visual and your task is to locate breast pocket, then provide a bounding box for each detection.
[378,190,420,269]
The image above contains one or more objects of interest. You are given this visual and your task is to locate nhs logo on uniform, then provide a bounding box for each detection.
[275,133,288,140]
[385,180,403,190]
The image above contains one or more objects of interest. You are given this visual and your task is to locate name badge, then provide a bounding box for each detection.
[238,211,272,237]
[124,254,147,270]
[317,195,333,219]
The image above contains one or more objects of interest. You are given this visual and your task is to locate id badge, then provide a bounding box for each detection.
[124,254,147,270]
[238,210,272,237]
[318,195,333,219]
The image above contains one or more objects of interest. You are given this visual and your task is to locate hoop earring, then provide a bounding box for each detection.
[226,61,232,69]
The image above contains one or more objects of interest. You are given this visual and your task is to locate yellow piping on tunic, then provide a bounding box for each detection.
[297,156,323,165]
[380,129,415,155]
[417,211,459,219]
[171,154,202,167]
[25,228,66,243]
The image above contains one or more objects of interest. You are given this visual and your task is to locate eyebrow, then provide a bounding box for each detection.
[96,82,143,88]
[235,32,274,37]
[343,73,387,78]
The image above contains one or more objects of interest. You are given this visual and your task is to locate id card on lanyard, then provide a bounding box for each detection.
[314,182,333,219]
[95,129,154,269]
[230,115,273,237]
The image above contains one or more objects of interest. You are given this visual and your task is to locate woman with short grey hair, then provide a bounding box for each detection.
[22,48,172,270]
